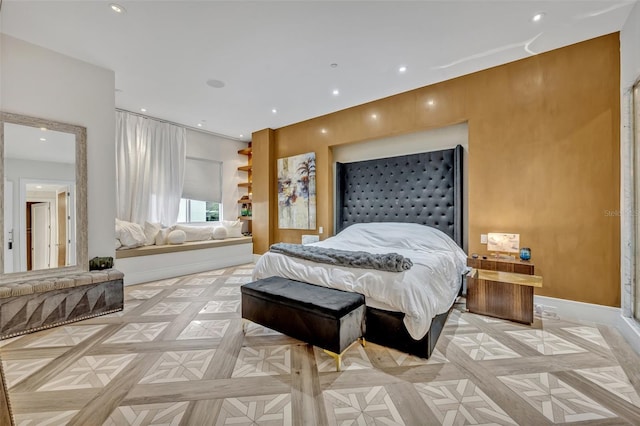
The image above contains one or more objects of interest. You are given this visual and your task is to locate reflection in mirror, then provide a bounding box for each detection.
[4,124,76,272]
[1,112,87,280]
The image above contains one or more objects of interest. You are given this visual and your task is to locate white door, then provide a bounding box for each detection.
[31,202,50,270]
[4,180,13,273]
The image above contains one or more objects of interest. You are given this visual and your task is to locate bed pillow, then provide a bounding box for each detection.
[115,238,122,250]
[222,220,243,238]
[144,221,162,246]
[174,224,214,242]
[167,229,187,245]
[115,218,146,248]
[212,226,228,240]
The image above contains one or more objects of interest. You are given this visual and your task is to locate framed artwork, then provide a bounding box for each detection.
[277,152,316,229]
[487,232,520,253]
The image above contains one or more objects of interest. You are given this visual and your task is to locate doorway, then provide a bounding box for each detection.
[30,202,50,270]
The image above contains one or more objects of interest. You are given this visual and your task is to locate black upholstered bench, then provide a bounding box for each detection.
[241,276,365,371]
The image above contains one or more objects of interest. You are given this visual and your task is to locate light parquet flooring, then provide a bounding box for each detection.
[2,264,640,425]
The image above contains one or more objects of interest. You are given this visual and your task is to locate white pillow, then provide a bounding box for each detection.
[115,218,146,248]
[115,238,122,250]
[144,221,162,246]
[174,224,214,242]
[212,226,228,240]
[167,229,187,245]
[155,228,172,246]
[222,220,243,238]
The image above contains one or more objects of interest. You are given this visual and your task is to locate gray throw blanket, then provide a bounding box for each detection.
[269,243,413,272]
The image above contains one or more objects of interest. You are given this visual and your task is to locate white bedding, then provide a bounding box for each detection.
[253,222,468,340]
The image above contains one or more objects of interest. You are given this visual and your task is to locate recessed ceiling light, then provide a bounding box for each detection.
[371,113,378,119]
[140,108,147,112]
[36,185,42,189]
[110,3,125,14]
[532,12,545,22]
[272,108,277,114]
[427,99,435,106]
[197,123,202,127]
[40,127,47,131]
[321,128,327,134]
[398,66,407,73]
[39,138,46,141]
[206,79,225,89]
[332,89,340,96]
[239,134,244,138]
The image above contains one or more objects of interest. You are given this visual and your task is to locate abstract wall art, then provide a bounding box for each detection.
[277,152,316,229]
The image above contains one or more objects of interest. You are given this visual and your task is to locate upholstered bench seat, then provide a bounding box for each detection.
[0,270,124,339]
[241,276,365,370]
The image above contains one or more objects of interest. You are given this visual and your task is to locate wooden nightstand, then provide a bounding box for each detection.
[466,256,542,324]
[467,256,534,275]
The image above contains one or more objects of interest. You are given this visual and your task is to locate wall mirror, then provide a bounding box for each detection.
[0,112,87,281]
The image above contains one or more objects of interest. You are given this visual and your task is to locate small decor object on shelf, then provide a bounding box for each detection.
[519,247,531,261]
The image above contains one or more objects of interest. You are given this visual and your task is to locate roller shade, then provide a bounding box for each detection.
[182,157,222,203]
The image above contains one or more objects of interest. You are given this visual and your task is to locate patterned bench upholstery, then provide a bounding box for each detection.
[241,276,365,371]
[0,269,124,339]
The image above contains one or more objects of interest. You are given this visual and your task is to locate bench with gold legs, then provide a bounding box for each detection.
[241,276,365,371]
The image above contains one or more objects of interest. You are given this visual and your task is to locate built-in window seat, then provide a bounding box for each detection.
[0,270,124,339]
[115,236,254,285]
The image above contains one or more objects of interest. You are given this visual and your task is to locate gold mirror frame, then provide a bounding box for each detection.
[0,112,88,281]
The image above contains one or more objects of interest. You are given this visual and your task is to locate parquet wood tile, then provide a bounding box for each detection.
[1,264,639,425]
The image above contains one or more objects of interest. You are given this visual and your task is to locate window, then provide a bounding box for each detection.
[179,156,223,223]
[178,199,221,223]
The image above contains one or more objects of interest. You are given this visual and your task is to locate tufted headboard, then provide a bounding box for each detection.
[335,145,464,247]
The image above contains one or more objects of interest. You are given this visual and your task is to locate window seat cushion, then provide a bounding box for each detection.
[115,236,252,259]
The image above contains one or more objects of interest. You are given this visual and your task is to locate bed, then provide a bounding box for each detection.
[254,145,465,357]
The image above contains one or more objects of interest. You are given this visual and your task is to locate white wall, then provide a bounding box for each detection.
[185,129,249,222]
[1,34,116,261]
[332,123,469,251]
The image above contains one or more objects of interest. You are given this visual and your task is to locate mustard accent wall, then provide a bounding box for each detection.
[252,34,621,307]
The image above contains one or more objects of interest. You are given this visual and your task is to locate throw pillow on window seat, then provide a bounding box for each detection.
[144,221,162,246]
[222,220,243,238]
[155,227,172,246]
[212,226,228,240]
[115,218,146,249]
[167,229,187,245]
[174,224,214,242]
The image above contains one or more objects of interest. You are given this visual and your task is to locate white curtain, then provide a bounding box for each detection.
[116,111,186,226]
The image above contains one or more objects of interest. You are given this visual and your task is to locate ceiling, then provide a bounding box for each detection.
[0,1,635,141]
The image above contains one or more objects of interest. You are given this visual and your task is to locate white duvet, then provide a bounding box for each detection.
[253,222,468,340]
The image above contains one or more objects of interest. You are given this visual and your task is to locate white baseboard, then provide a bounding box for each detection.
[534,295,640,354]
[116,243,253,286]
[616,316,640,355]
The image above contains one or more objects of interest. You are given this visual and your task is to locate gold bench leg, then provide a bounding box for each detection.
[323,337,365,372]
[323,349,342,372]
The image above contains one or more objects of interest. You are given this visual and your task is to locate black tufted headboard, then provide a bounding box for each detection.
[335,145,464,247]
